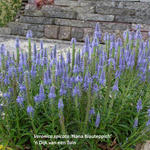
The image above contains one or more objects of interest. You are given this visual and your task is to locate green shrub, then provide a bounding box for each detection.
[0,0,22,27]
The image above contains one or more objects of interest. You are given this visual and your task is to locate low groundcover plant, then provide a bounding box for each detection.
[0,23,150,150]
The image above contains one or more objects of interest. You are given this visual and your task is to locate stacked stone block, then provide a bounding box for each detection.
[6,0,150,41]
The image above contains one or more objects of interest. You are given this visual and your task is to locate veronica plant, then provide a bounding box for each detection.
[0,23,150,150]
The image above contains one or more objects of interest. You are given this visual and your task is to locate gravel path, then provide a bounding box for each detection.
[0,35,84,57]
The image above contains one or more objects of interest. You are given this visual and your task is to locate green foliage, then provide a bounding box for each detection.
[0,0,22,27]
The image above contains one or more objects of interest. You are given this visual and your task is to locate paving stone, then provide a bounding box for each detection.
[79,0,97,7]
[8,22,29,30]
[8,22,44,38]
[41,5,71,12]
[55,19,131,30]
[44,25,59,39]
[8,22,44,32]
[59,26,71,40]
[28,25,44,32]
[135,9,150,18]
[96,6,135,16]
[71,27,84,41]
[55,18,96,28]
[77,13,114,21]
[19,16,54,24]
[32,31,44,38]
[100,22,131,31]
[118,2,150,10]
[54,0,79,6]
[115,15,147,24]
[0,28,11,35]
[10,26,26,36]
[42,9,77,19]
[24,10,43,17]
[96,1,116,8]
[72,5,95,13]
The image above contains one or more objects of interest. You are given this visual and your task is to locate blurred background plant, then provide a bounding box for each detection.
[0,0,22,27]
[35,0,54,9]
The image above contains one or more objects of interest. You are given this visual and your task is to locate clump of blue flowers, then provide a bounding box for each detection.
[0,23,150,150]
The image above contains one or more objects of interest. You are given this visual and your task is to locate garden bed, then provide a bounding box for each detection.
[0,23,150,150]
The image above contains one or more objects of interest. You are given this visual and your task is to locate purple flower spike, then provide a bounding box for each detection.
[89,108,95,116]
[44,71,51,85]
[66,77,72,89]
[137,99,142,113]
[129,31,135,41]
[31,65,36,78]
[133,118,138,128]
[27,106,34,116]
[33,43,37,61]
[146,120,150,126]
[53,45,57,59]
[85,35,90,46]
[92,34,99,47]
[0,44,5,55]
[84,73,92,90]
[58,98,64,110]
[3,92,11,99]
[60,82,67,96]
[83,36,90,56]
[117,38,122,47]
[103,32,109,42]
[95,112,100,128]
[4,75,10,85]
[40,40,44,50]
[34,95,40,103]
[93,84,99,93]
[26,30,32,39]
[73,65,80,74]
[112,80,119,91]
[15,38,20,48]
[72,85,80,97]
[99,69,106,86]
[136,24,141,30]
[48,86,56,99]
[94,22,102,43]
[71,38,77,45]
[148,109,150,117]
[66,50,71,64]
[75,75,83,83]
[16,96,24,106]
[135,28,142,40]
[19,84,26,92]
[89,107,95,122]
[38,84,45,102]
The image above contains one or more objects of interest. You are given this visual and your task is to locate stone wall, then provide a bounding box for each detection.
[6,0,150,41]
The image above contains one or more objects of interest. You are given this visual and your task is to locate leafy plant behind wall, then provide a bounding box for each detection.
[0,0,22,27]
